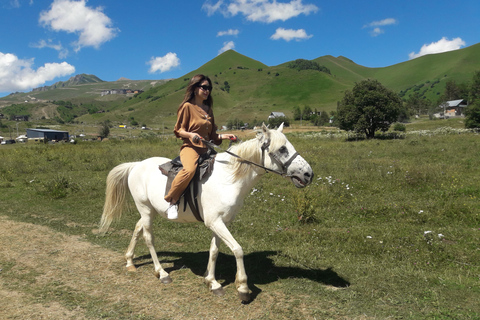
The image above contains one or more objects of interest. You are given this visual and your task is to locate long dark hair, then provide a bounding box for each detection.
[179,74,213,109]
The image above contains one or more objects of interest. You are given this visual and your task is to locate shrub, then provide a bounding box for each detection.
[393,123,406,132]
[267,116,290,128]
[465,101,480,128]
[40,175,79,199]
[292,191,317,223]
[287,59,331,74]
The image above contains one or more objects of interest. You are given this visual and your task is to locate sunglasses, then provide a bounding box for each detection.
[198,84,212,91]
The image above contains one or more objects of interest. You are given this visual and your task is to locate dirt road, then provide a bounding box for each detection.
[0,216,294,319]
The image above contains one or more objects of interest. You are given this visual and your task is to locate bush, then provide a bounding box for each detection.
[39,175,79,199]
[393,123,406,132]
[292,191,317,224]
[267,116,290,128]
[465,101,480,128]
[287,59,331,74]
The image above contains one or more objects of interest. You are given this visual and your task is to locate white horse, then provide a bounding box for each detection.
[99,124,313,302]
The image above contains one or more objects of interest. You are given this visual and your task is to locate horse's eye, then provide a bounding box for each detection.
[279,146,288,153]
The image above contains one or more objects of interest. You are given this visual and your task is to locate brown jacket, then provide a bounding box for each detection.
[174,102,222,149]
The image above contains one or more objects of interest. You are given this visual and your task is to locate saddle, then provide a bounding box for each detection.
[159,149,217,222]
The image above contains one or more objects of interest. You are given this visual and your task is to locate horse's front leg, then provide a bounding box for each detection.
[204,235,225,296]
[208,220,250,302]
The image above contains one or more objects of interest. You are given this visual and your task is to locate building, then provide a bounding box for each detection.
[26,129,69,142]
[14,115,29,121]
[440,99,468,117]
[268,112,286,120]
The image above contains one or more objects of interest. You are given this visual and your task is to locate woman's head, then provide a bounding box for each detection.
[180,74,213,107]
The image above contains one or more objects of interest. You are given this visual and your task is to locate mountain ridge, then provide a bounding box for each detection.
[32,74,104,92]
[1,43,480,127]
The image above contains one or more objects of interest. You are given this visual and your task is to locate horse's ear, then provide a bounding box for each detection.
[277,122,284,132]
[258,122,270,143]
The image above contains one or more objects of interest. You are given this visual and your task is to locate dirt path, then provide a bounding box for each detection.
[0,216,294,319]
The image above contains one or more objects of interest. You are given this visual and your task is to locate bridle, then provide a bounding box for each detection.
[202,138,299,177]
[261,140,299,177]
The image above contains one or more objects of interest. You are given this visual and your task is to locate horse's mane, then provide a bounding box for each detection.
[227,129,287,181]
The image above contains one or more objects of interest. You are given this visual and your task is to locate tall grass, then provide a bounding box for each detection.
[0,129,479,319]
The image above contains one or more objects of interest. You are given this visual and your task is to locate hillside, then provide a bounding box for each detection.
[1,43,480,128]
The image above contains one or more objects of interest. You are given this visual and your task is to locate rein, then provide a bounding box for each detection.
[201,139,299,177]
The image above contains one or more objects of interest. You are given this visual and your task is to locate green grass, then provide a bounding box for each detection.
[1,122,479,318]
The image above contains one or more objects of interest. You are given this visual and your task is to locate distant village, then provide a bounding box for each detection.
[100,89,144,96]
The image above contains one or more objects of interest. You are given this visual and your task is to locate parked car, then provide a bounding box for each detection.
[0,139,16,145]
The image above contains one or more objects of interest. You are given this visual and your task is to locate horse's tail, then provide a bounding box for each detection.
[99,162,137,235]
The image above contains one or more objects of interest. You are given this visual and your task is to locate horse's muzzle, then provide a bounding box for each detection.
[291,171,313,188]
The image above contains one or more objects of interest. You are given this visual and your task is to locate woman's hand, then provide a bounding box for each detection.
[221,134,237,141]
[190,133,202,143]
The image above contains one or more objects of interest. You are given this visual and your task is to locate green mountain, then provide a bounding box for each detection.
[30,74,104,93]
[2,43,480,127]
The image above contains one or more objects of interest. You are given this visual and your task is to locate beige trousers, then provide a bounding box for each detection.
[164,146,203,204]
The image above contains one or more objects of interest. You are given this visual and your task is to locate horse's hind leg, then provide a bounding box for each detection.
[126,206,171,283]
[140,215,172,284]
[204,235,225,296]
[125,219,143,272]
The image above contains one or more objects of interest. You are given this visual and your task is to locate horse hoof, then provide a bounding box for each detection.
[126,265,137,272]
[160,275,173,284]
[212,287,225,297]
[238,292,250,303]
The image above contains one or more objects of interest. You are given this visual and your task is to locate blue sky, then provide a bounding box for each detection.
[1,0,479,97]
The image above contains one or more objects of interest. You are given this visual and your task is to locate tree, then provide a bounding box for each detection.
[465,101,480,129]
[287,59,331,74]
[312,111,329,126]
[337,79,402,139]
[405,92,431,115]
[98,120,110,139]
[443,80,461,101]
[302,106,313,120]
[469,71,480,104]
[267,116,290,128]
[293,106,301,120]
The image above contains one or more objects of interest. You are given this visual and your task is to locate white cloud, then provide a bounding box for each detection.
[203,0,318,23]
[365,18,397,28]
[409,37,466,59]
[11,0,34,7]
[364,18,397,37]
[39,0,118,52]
[370,27,384,37]
[31,39,69,59]
[203,0,224,16]
[148,53,180,74]
[217,29,240,37]
[0,52,75,93]
[270,28,312,41]
[218,41,235,55]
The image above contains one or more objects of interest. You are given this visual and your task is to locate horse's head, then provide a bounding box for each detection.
[258,123,314,188]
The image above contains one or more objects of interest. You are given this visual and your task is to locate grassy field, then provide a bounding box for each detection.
[0,122,479,319]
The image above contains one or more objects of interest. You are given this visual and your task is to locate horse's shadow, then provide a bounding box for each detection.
[133,250,350,301]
